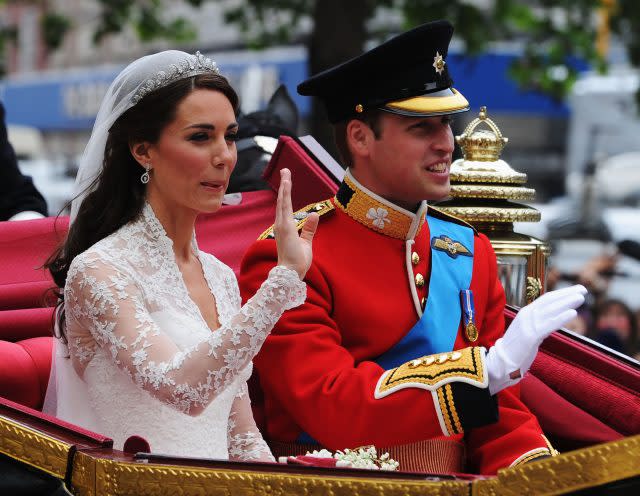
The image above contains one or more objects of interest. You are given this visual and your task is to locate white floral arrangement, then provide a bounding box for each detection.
[306,446,400,471]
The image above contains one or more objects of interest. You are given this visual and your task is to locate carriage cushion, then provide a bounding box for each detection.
[0,336,52,410]
[0,307,54,341]
[530,350,639,436]
[520,374,622,451]
[0,217,67,311]
[0,281,53,311]
[509,308,640,449]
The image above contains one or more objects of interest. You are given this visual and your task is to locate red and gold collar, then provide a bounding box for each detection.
[334,171,427,241]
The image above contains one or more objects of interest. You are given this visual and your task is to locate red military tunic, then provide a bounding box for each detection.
[239,172,553,474]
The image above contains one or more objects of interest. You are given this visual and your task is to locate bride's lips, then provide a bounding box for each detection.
[200,181,225,192]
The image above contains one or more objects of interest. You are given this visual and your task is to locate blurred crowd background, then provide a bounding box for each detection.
[1,0,640,360]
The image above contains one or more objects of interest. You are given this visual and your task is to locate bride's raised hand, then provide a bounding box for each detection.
[274,168,319,279]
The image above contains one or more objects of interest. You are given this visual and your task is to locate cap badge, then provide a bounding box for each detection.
[355,104,364,113]
[432,51,446,75]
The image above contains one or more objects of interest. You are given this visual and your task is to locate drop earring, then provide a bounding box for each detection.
[140,164,151,184]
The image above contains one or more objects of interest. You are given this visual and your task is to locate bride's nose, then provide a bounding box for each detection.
[212,140,235,169]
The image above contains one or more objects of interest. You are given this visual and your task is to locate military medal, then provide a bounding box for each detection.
[465,321,478,342]
[460,289,478,342]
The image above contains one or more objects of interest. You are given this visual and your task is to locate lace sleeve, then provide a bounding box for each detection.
[227,379,274,462]
[65,256,305,415]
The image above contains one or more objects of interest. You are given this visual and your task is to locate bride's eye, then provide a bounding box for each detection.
[188,132,209,142]
[225,133,239,143]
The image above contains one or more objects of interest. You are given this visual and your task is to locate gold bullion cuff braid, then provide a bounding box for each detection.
[374,347,498,436]
[510,447,553,467]
[258,200,335,240]
[509,434,558,467]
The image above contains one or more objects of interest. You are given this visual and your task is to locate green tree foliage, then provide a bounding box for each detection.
[41,12,71,50]
[212,0,640,151]
[220,0,638,101]
[92,0,200,43]
[5,1,637,101]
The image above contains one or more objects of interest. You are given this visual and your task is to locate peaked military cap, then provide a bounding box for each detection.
[297,20,469,123]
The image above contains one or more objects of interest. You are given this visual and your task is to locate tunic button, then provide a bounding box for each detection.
[411,252,420,265]
[415,273,425,288]
[421,297,426,309]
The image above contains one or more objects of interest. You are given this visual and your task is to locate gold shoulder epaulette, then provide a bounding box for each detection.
[258,199,335,240]
[428,206,478,235]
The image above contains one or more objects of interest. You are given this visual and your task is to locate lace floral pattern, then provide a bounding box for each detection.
[227,382,274,462]
[63,203,303,458]
[228,432,274,461]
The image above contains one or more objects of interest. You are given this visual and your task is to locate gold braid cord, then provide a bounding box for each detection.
[258,200,334,240]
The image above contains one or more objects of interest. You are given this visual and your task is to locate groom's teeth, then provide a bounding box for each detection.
[427,163,447,172]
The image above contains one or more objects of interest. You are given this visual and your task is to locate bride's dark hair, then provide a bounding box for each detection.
[46,73,239,339]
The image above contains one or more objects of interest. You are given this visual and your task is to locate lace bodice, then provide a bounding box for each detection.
[61,203,305,460]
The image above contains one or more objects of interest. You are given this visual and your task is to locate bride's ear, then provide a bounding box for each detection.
[129,141,152,168]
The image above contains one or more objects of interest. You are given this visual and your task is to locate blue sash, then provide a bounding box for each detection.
[375,215,474,370]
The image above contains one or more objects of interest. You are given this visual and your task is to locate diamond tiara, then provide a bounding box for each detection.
[131,51,220,105]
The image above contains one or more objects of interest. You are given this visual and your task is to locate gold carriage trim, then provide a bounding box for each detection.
[70,450,471,496]
[0,414,72,479]
[0,415,638,495]
[258,200,335,240]
[374,347,486,399]
[476,435,640,496]
[66,433,640,496]
[334,174,426,240]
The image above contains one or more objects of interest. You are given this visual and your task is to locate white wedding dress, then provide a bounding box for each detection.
[50,203,305,461]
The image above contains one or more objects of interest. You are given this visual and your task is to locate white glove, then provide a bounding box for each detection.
[485,284,587,395]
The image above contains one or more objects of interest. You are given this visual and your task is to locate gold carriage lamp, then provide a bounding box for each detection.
[436,106,548,306]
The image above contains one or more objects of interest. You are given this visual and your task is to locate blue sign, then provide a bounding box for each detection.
[0,47,586,131]
[1,67,121,130]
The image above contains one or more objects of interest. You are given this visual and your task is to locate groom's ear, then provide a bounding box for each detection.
[129,141,152,166]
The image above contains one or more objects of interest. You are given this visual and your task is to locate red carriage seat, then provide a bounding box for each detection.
[0,216,68,311]
[0,335,52,410]
[519,320,640,451]
[0,216,64,409]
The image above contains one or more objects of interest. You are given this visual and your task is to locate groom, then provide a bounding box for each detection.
[239,20,584,474]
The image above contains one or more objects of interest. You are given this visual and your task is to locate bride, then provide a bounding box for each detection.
[44,50,318,461]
